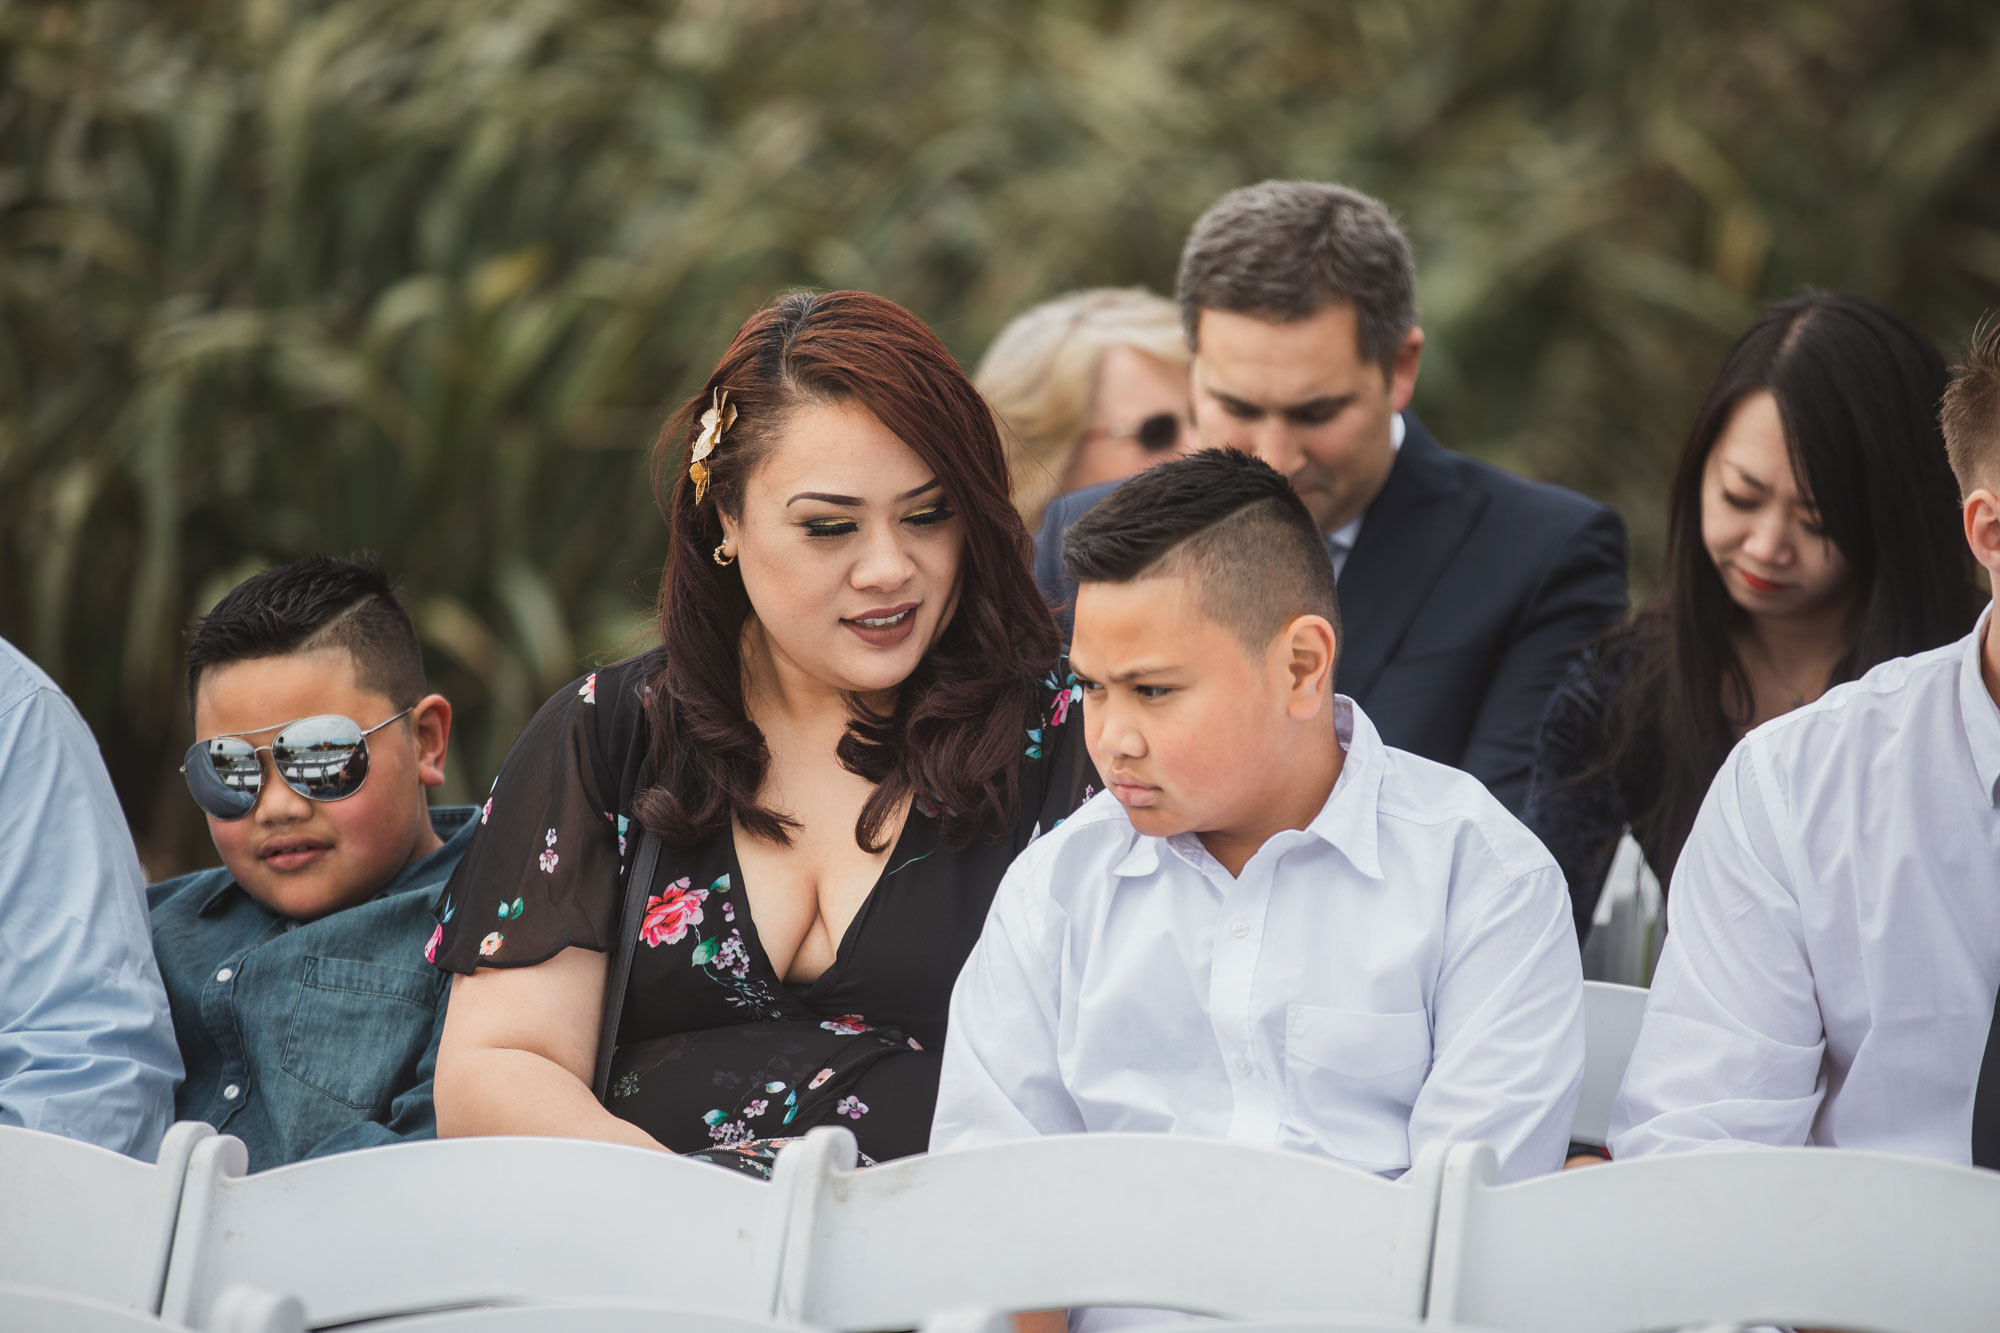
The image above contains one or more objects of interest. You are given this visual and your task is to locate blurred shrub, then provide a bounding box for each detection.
[3,0,1997,872]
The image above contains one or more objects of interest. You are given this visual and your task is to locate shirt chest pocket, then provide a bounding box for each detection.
[280,955,444,1111]
[1281,1004,1433,1174]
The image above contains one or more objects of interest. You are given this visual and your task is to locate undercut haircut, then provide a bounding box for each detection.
[1942,314,2000,492]
[1061,449,1341,664]
[185,553,427,712]
[1177,180,1416,376]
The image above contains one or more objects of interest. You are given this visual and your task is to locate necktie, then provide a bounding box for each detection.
[1973,988,2000,1168]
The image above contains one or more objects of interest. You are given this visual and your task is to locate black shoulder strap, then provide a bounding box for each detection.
[593,827,663,1103]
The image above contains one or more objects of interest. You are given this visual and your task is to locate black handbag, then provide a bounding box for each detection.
[590,826,664,1103]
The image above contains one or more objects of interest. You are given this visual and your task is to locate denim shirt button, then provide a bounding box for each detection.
[222,1083,241,1101]
[215,967,233,982]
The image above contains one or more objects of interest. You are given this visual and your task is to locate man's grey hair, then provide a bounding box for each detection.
[1176,180,1417,375]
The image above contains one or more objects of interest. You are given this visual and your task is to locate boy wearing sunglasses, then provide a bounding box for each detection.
[147,554,475,1170]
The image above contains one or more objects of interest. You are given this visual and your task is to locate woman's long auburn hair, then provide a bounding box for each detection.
[1595,291,1980,882]
[633,289,1061,853]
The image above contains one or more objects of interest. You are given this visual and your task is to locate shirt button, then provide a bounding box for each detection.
[1228,920,1248,939]
[1235,1056,1253,1076]
[222,1084,241,1101]
[215,967,233,982]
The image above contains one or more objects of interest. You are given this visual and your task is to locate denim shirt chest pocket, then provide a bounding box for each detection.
[1281,1003,1433,1173]
[280,955,444,1113]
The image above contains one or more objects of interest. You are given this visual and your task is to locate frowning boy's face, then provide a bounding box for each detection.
[1068,571,1296,846]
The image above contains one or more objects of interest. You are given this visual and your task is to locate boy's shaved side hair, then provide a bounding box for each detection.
[1061,449,1341,663]
[185,553,427,712]
[1942,314,2000,493]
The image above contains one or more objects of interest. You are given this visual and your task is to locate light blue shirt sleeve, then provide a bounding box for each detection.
[0,639,182,1159]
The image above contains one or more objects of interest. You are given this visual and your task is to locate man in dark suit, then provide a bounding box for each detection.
[1033,181,1627,814]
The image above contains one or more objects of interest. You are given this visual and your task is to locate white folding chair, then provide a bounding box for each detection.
[334,1302,814,1332]
[0,1120,213,1310]
[1571,981,1648,1149]
[1579,833,1661,987]
[1427,1141,2000,1332]
[768,1127,1446,1330]
[0,1281,298,1333]
[160,1134,793,1330]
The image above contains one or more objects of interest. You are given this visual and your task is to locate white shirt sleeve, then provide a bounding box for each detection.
[930,846,1085,1150]
[1410,861,1584,1182]
[1608,740,1827,1156]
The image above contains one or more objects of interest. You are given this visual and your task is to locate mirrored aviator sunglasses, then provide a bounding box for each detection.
[180,710,410,821]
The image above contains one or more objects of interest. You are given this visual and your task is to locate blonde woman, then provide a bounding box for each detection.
[975,287,1194,531]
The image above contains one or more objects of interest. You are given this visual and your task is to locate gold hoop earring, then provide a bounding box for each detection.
[713,543,735,567]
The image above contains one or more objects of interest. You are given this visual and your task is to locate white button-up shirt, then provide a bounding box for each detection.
[1610,607,2000,1162]
[933,697,1584,1183]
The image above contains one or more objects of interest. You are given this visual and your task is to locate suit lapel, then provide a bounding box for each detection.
[1335,415,1488,704]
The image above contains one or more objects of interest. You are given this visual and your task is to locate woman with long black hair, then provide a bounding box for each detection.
[1528,292,1981,940]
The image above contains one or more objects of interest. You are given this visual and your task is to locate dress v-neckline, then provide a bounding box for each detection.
[723,805,932,996]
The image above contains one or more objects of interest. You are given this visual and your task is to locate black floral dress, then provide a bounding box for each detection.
[430,652,1095,1176]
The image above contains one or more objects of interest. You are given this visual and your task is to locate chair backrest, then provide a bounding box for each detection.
[0,1281,299,1333]
[160,1135,793,1330]
[326,1302,824,1332]
[769,1128,1444,1330]
[0,1120,213,1310]
[1572,981,1648,1149]
[1428,1141,2000,1333]
[1579,832,1662,987]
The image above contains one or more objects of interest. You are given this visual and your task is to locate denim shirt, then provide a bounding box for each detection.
[147,806,477,1172]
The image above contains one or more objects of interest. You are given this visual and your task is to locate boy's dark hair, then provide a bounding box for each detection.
[185,554,426,712]
[1061,449,1341,664]
[1941,313,2000,492]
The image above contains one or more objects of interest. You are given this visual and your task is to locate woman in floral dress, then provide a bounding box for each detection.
[430,291,1095,1175]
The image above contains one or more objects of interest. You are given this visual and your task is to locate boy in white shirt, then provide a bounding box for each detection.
[932,449,1584,1185]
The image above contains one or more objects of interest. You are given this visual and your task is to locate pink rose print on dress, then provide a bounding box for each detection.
[745,1099,768,1117]
[479,931,503,957]
[578,672,597,704]
[424,924,442,964]
[808,1067,834,1090]
[481,798,492,825]
[538,849,559,873]
[820,1015,871,1035]
[641,877,707,947]
[837,1096,869,1120]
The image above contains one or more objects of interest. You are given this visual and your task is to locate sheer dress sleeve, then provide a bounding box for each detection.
[430,659,652,973]
[1524,643,1630,940]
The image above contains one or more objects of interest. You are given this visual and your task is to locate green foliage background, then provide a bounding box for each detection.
[4,0,1998,873]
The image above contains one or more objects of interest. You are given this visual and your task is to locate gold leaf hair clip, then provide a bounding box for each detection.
[689,387,738,505]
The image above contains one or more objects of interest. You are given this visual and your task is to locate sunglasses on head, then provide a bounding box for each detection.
[1110,412,1185,453]
[180,710,411,821]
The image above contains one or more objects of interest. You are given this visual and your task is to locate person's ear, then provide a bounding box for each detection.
[717,504,741,553]
[1279,614,1338,721]
[408,693,452,788]
[1387,325,1424,415]
[1965,489,2000,583]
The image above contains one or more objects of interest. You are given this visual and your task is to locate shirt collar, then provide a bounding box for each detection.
[1959,604,2000,807]
[196,804,481,917]
[1107,695,1384,881]
[1303,696,1385,880]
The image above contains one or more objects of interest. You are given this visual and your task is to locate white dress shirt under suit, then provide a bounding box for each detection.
[932,697,1584,1184]
[1610,608,2000,1162]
